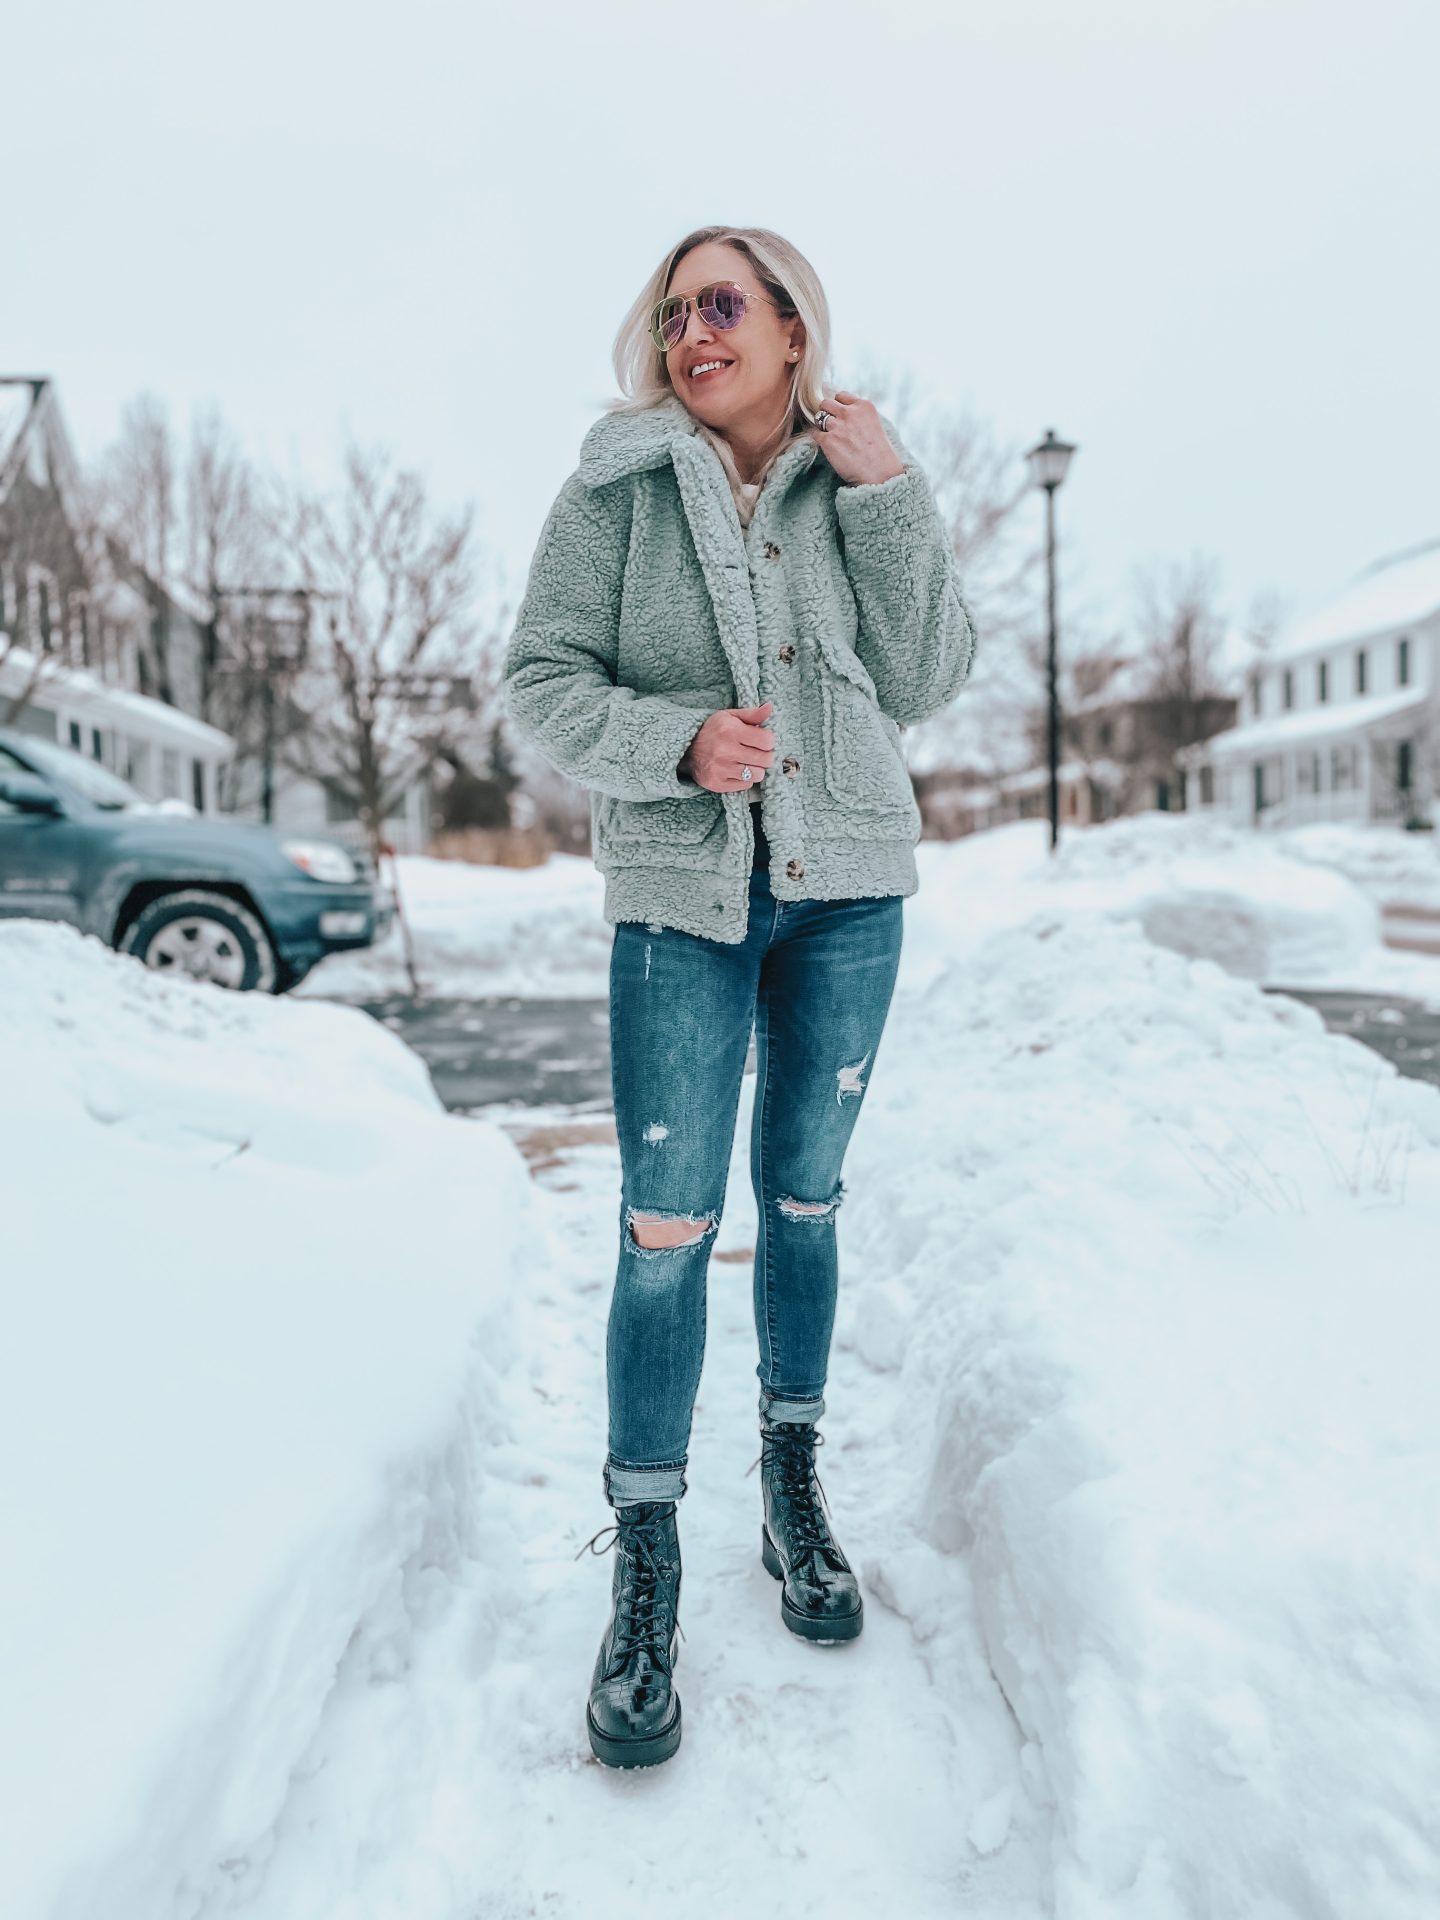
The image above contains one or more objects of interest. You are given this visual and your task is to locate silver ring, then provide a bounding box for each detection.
[815,409,832,432]
[741,765,753,782]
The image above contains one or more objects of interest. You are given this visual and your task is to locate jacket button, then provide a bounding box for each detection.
[782,755,799,777]
[778,642,796,664]
[765,541,781,559]
[786,857,805,881]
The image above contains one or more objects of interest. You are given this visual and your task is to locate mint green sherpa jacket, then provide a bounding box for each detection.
[501,391,978,945]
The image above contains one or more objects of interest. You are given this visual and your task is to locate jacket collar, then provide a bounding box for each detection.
[577,391,820,496]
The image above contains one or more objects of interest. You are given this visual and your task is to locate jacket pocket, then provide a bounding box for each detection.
[817,670,921,822]
[594,792,728,865]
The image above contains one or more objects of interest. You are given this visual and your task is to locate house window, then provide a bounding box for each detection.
[1249,673,1261,717]
[126,739,152,792]
[1355,648,1367,695]
[1331,744,1357,791]
[1398,739,1412,792]
[91,728,104,763]
[1297,755,1314,795]
[1317,659,1329,703]
[324,784,354,824]
[68,721,82,750]
[1398,635,1411,686]
[1098,719,1113,750]
[1199,764,1214,805]
[191,759,206,812]
[161,748,181,799]
[1282,668,1294,710]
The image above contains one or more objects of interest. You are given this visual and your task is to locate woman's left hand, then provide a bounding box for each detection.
[807,391,906,486]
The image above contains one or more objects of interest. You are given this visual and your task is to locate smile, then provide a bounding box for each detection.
[689,359,734,381]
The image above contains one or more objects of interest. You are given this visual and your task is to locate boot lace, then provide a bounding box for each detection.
[745,1423,832,1554]
[574,1504,687,1651]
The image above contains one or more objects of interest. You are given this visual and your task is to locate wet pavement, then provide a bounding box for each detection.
[1266,986,1440,1085]
[345,984,1440,1115]
[357,994,621,1113]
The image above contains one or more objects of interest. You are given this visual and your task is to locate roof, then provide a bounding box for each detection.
[0,380,39,486]
[1272,538,1440,660]
[1189,684,1433,759]
[0,646,235,756]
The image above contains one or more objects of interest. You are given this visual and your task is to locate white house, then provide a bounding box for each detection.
[1179,539,1440,830]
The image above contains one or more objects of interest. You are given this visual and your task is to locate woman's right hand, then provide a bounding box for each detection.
[680,702,775,792]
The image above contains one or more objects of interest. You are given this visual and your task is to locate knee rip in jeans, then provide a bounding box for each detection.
[627,1205,720,1254]
[776,1177,846,1222]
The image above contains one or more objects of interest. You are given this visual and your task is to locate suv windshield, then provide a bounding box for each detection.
[13,736,146,810]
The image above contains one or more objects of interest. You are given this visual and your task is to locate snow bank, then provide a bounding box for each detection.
[1277,822,1440,913]
[906,813,1393,993]
[299,814,1435,1006]
[0,922,533,1920]
[843,905,1440,1917]
[297,852,611,1001]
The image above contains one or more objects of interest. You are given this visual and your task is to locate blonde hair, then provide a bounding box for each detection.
[604,225,833,474]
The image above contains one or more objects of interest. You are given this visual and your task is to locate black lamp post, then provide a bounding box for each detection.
[1024,427,1077,851]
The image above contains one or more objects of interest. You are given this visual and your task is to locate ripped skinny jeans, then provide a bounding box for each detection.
[602,807,903,1508]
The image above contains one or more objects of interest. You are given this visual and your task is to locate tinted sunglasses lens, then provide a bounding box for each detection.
[698,284,745,329]
[654,298,688,349]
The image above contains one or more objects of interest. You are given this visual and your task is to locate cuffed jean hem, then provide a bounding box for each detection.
[758,1388,826,1425]
[604,1458,689,1507]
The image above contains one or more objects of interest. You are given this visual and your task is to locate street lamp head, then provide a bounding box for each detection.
[1025,427,1077,491]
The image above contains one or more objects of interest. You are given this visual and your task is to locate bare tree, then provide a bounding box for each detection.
[94,393,181,705]
[185,404,276,724]
[282,442,478,857]
[1131,550,1235,759]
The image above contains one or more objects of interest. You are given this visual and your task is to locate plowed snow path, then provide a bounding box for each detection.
[208,1090,1054,1919]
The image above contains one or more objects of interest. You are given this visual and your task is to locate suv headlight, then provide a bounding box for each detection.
[281,838,360,884]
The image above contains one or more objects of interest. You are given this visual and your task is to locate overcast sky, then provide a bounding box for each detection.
[6,0,1436,648]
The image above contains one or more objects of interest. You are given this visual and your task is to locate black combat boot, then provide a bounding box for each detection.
[750,1417,863,1642]
[576,1498,685,1767]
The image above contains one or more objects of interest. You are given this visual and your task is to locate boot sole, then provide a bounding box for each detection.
[762,1525,863,1642]
[586,1693,682,1768]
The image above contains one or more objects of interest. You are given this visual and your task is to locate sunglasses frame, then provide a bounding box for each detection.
[649,280,781,355]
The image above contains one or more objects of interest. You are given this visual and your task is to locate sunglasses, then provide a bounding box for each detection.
[649,280,781,354]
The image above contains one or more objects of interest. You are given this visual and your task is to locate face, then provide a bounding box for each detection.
[660,242,804,433]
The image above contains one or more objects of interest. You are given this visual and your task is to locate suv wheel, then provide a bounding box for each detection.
[120,889,278,992]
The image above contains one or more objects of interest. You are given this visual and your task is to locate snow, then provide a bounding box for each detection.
[1277,820,1440,913]
[1274,537,1440,659]
[300,813,1440,1007]
[870,909,1440,1916]
[295,850,614,999]
[7,806,1440,1916]
[0,922,530,1920]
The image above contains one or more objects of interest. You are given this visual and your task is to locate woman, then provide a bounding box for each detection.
[502,225,978,1769]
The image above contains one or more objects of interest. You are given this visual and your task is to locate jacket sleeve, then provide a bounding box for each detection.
[502,470,722,801]
[833,415,979,727]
